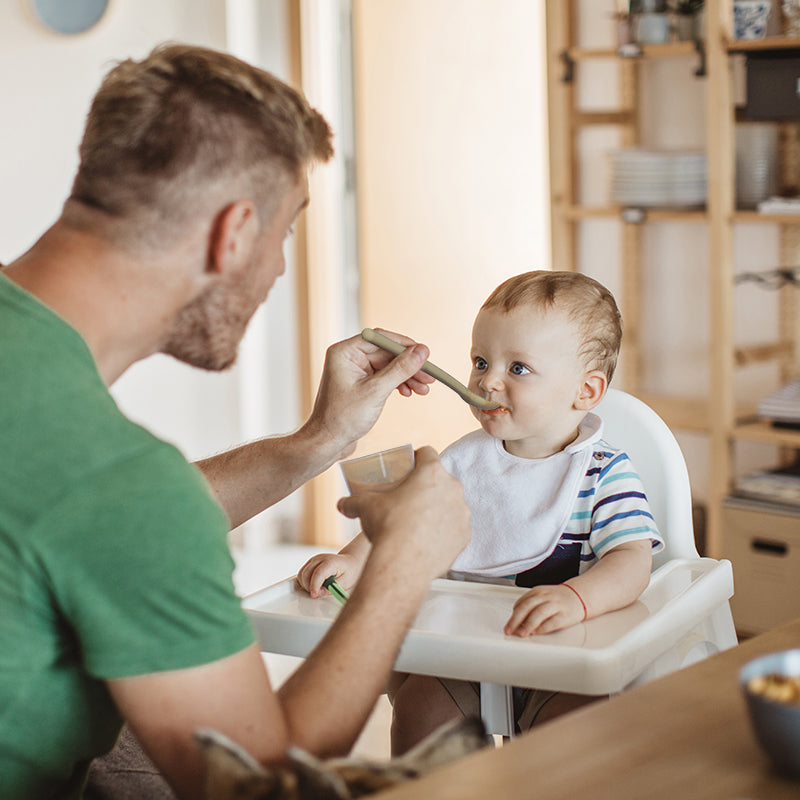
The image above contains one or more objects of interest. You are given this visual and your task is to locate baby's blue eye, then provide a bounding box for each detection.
[510,362,530,376]
[474,357,488,371]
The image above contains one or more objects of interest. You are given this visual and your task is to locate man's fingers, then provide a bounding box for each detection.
[385,341,429,378]
[368,342,430,395]
[411,445,438,465]
[336,447,437,523]
[336,495,361,520]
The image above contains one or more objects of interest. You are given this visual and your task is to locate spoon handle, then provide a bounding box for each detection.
[361,328,500,411]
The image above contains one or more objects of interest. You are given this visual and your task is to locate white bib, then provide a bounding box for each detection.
[442,414,603,578]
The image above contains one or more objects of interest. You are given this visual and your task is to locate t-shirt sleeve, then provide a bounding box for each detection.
[32,445,255,679]
[587,450,665,559]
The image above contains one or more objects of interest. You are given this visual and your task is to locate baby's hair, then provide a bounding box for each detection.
[481,270,622,381]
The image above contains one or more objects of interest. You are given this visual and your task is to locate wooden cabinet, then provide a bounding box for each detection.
[544,0,800,559]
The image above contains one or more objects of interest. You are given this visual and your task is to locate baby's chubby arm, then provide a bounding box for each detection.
[504,539,653,637]
[296,532,371,597]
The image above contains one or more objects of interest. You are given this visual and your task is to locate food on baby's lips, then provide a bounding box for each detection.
[747,673,800,704]
[481,405,509,416]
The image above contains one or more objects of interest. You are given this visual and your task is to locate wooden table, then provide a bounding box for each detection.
[374,618,800,800]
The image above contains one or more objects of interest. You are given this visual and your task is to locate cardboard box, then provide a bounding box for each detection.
[723,498,800,635]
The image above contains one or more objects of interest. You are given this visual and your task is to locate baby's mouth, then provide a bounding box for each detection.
[482,404,509,416]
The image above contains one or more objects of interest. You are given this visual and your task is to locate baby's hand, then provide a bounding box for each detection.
[504,584,586,637]
[296,553,362,598]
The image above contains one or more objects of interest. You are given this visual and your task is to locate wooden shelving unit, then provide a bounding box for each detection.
[545,0,800,559]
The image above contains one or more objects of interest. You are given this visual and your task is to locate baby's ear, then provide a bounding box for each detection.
[574,370,607,411]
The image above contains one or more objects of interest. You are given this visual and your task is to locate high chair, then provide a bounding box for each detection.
[243,390,737,738]
[478,388,738,736]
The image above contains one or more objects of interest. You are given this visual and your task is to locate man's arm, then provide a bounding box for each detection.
[276,447,470,754]
[107,646,283,800]
[196,331,434,529]
[108,448,470,798]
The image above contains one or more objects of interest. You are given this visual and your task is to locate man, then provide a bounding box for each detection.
[0,43,470,799]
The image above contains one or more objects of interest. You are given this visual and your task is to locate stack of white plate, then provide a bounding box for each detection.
[609,148,707,208]
[758,379,800,425]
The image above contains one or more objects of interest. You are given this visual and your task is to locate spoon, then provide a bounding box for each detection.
[361,328,501,411]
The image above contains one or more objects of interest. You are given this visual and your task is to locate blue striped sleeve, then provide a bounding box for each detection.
[587,450,664,558]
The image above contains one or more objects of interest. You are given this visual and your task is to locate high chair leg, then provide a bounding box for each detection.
[479,682,515,738]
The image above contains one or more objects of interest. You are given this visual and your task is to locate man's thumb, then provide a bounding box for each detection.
[374,343,429,389]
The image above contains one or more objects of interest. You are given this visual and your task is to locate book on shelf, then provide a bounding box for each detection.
[736,461,800,510]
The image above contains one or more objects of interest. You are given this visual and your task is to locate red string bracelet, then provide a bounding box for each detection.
[562,582,587,621]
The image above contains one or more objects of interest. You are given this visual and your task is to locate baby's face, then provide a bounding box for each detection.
[467,305,589,459]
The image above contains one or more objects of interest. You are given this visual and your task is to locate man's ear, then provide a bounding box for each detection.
[207,200,258,275]
[574,370,607,411]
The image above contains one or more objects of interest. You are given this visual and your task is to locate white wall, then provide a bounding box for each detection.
[1,1,226,262]
[352,0,551,456]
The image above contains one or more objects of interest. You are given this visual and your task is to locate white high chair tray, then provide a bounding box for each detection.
[243,557,733,695]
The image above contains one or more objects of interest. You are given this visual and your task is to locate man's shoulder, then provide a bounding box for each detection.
[0,306,201,535]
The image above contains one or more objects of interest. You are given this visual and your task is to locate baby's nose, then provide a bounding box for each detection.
[479,369,505,392]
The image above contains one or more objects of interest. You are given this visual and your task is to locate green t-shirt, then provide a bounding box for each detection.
[0,275,255,798]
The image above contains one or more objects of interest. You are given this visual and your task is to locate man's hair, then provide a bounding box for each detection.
[68,43,333,245]
[481,270,623,381]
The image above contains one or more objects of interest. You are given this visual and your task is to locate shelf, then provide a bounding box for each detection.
[572,110,636,126]
[546,2,800,559]
[563,209,800,226]
[632,395,800,447]
[735,342,794,367]
[564,205,708,222]
[732,420,800,447]
[637,393,709,433]
[727,35,800,53]
[733,211,800,224]
[568,41,698,60]
[569,35,800,62]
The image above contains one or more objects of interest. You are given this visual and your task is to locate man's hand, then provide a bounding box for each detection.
[303,330,436,462]
[197,330,436,529]
[337,446,471,583]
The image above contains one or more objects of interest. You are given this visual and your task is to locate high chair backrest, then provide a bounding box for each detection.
[594,389,698,569]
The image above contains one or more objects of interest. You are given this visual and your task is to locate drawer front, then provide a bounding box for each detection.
[723,502,800,634]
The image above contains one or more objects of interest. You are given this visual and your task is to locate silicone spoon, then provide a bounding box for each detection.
[361,328,501,411]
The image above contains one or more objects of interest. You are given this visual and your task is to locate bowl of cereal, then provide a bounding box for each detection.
[740,649,800,778]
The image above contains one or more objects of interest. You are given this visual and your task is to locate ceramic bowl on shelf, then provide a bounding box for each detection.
[733,0,771,39]
[735,123,778,209]
[740,650,800,778]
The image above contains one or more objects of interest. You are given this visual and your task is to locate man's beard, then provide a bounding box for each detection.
[161,280,254,372]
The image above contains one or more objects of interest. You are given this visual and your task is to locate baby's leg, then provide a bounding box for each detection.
[390,675,477,756]
[516,689,601,731]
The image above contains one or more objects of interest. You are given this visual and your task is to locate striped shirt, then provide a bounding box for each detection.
[514,442,663,587]
[443,420,663,582]
[564,442,662,571]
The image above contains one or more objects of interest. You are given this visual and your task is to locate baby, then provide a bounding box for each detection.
[297,270,663,750]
